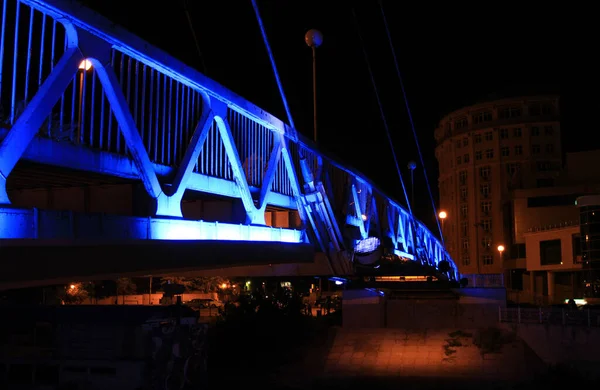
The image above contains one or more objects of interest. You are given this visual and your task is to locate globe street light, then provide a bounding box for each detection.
[305,29,323,144]
[438,210,447,239]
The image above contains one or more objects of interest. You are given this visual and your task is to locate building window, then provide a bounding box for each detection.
[456,156,462,165]
[474,134,482,144]
[479,166,491,180]
[455,117,468,129]
[499,107,522,119]
[514,145,523,155]
[531,126,540,136]
[473,111,492,124]
[462,238,469,250]
[461,253,470,266]
[481,201,492,214]
[459,171,467,185]
[460,187,468,202]
[463,137,469,146]
[484,131,493,141]
[461,221,468,236]
[544,126,554,135]
[506,163,520,175]
[480,183,490,198]
[513,128,522,137]
[460,204,468,219]
[475,151,482,160]
[481,236,492,249]
[501,147,509,157]
[540,239,562,265]
[532,144,541,154]
[482,219,492,232]
[464,154,470,163]
[455,140,461,149]
[546,144,554,153]
[499,128,508,139]
[486,149,494,159]
[482,255,493,265]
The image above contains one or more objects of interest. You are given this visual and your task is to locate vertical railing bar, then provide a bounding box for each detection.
[107,51,115,152]
[148,68,154,158]
[80,63,87,144]
[47,19,56,136]
[179,84,185,161]
[0,0,9,97]
[167,78,172,165]
[99,70,105,150]
[154,69,159,162]
[69,73,75,142]
[38,12,46,87]
[161,74,166,164]
[90,68,96,146]
[140,63,146,153]
[133,60,139,141]
[24,7,34,104]
[116,53,124,153]
[174,81,179,164]
[10,1,21,124]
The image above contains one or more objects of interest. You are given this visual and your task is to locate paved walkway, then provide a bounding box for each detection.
[323,328,530,381]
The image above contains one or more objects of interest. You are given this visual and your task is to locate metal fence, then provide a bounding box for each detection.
[499,307,600,327]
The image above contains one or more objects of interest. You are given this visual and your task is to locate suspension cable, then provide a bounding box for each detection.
[378,0,444,243]
[250,0,296,129]
[350,8,414,219]
[183,0,208,74]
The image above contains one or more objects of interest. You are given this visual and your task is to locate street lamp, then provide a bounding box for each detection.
[77,59,92,144]
[305,29,323,143]
[438,210,447,235]
[497,244,505,260]
[407,161,417,207]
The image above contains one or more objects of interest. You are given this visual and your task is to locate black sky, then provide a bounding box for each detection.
[79,0,597,229]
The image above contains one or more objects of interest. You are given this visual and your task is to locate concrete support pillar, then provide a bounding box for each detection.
[547,271,555,304]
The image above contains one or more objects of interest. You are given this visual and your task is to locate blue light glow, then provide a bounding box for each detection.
[355,237,380,254]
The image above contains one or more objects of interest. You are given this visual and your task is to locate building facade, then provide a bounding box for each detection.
[434,95,561,278]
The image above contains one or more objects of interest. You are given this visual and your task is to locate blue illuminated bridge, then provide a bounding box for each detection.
[0,0,457,289]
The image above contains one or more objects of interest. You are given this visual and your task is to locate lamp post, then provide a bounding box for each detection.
[438,210,447,246]
[305,29,323,143]
[407,161,416,208]
[77,59,92,145]
[498,244,506,287]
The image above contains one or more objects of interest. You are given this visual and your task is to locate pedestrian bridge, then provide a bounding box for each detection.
[0,0,457,284]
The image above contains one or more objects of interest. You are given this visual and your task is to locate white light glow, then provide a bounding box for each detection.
[79,59,92,71]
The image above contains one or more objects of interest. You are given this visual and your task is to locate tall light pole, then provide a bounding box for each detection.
[77,59,92,145]
[438,210,447,246]
[305,29,323,143]
[407,161,417,208]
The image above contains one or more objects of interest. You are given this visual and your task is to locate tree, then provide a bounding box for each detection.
[116,278,137,304]
[161,276,230,293]
[438,260,451,274]
[58,282,90,305]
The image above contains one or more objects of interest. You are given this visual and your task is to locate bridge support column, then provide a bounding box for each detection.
[155,192,184,218]
[0,175,7,204]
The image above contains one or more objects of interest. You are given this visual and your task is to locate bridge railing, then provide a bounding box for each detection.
[499,307,600,327]
[0,0,456,275]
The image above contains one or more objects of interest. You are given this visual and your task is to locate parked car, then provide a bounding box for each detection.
[185,298,223,309]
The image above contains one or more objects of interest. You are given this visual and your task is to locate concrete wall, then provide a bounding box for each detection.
[342,289,385,329]
[342,289,501,329]
[504,323,600,377]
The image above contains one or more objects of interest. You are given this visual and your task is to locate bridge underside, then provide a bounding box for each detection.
[0,239,317,290]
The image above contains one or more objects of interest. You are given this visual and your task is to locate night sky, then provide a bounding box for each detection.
[79,0,597,229]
